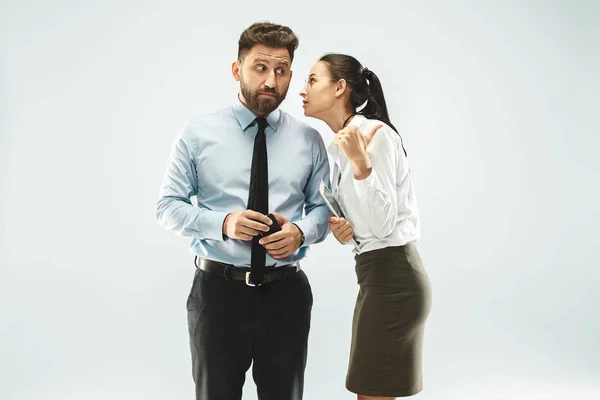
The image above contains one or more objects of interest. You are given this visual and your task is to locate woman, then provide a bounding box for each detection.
[299,54,432,399]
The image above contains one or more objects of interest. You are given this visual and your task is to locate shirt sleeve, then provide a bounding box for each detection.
[155,131,228,241]
[293,129,332,247]
[352,125,400,239]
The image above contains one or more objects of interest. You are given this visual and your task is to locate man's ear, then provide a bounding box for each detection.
[232,60,241,82]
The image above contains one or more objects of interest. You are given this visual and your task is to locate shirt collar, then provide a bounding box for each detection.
[233,95,281,135]
[347,114,367,128]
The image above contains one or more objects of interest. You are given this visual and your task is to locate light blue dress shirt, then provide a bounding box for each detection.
[156,97,331,267]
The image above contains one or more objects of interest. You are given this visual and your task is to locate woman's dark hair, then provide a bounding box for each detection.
[319,53,398,134]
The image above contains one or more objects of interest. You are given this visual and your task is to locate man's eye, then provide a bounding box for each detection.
[276,68,286,75]
[256,65,266,71]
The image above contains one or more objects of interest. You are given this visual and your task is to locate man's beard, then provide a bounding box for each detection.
[240,80,287,115]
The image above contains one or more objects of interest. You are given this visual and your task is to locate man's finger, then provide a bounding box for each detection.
[242,218,270,232]
[259,231,285,245]
[236,233,254,241]
[269,248,289,257]
[238,227,261,237]
[269,246,292,258]
[263,239,288,252]
[245,210,272,225]
[270,211,287,225]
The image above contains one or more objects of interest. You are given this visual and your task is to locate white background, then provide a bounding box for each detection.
[1,0,599,399]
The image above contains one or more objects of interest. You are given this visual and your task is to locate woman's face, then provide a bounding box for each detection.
[299,61,339,118]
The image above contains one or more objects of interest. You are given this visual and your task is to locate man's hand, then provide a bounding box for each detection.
[328,215,354,244]
[259,212,303,259]
[222,210,272,241]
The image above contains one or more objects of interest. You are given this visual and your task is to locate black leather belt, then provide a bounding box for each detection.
[194,257,300,286]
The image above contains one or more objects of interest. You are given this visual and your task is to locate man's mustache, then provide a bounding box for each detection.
[258,88,278,96]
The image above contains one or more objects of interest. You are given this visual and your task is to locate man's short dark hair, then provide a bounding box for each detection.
[238,22,299,62]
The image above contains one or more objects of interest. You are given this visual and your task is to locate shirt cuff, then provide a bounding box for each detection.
[198,210,230,241]
[352,167,382,199]
[292,218,318,247]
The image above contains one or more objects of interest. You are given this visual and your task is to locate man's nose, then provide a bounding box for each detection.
[264,71,277,89]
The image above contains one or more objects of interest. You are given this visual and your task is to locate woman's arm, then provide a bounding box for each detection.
[351,125,399,239]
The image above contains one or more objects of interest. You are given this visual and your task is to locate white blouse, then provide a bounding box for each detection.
[326,115,420,254]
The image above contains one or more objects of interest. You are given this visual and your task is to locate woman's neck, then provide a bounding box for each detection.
[321,105,356,133]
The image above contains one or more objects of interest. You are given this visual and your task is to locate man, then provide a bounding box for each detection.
[156,22,331,400]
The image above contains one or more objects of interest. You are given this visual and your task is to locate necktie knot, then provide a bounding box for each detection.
[255,116,268,132]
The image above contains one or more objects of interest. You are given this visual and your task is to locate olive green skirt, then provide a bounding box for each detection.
[346,243,432,397]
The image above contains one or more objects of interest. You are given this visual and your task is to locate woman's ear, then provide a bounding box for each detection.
[334,79,349,99]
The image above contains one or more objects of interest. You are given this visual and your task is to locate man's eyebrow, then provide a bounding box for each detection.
[253,57,290,67]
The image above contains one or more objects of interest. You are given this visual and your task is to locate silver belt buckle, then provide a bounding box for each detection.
[245,271,262,287]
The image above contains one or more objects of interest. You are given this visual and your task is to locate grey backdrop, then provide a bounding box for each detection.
[1,0,599,399]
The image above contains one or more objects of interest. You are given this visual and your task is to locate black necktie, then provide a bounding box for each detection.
[247,117,268,284]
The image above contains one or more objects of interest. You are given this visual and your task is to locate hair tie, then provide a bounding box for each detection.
[363,67,373,80]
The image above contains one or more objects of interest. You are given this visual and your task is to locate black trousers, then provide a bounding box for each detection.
[186,262,313,400]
